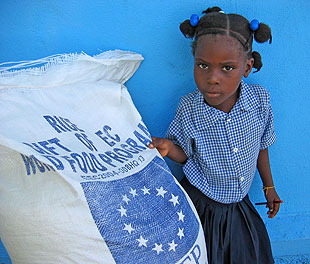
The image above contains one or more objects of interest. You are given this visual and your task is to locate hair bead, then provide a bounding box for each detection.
[250,19,260,31]
[190,14,199,27]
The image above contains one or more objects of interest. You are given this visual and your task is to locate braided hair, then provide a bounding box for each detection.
[180,7,272,72]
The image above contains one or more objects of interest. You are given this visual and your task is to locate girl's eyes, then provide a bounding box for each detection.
[198,63,208,69]
[223,66,234,72]
[197,64,234,72]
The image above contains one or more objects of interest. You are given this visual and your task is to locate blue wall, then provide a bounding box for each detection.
[1,1,309,263]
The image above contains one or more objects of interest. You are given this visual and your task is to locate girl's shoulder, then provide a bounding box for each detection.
[246,82,270,95]
[242,82,271,108]
[179,90,200,106]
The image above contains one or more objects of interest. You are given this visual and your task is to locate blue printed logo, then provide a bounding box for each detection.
[81,156,200,263]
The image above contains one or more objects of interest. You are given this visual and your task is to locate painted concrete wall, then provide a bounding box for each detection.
[0,1,309,263]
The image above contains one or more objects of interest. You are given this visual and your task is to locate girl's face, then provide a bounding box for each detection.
[194,34,254,113]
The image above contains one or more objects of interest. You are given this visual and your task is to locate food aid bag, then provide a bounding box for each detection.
[0,50,207,264]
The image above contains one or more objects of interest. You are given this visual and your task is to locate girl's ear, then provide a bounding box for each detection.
[243,58,254,78]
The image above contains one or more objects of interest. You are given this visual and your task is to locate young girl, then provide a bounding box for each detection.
[149,6,281,264]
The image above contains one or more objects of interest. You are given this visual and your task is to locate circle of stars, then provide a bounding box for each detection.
[116,185,186,255]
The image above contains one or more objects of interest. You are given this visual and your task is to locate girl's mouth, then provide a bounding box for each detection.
[205,92,221,98]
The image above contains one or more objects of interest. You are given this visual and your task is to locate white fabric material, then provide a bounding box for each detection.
[0,50,207,264]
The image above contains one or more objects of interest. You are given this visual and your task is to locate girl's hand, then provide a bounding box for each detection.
[148,137,187,163]
[264,188,281,218]
[148,137,173,157]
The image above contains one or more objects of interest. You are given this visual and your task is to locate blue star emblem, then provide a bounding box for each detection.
[81,157,200,263]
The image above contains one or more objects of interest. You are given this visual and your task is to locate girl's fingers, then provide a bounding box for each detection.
[149,137,162,148]
[148,137,171,157]
[267,201,274,216]
[266,200,281,218]
[264,189,281,218]
[268,201,280,218]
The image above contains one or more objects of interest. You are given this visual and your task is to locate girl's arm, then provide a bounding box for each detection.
[257,148,281,218]
[149,137,188,164]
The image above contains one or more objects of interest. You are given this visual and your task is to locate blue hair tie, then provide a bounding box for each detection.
[190,14,199,27]
[250,19,260,31]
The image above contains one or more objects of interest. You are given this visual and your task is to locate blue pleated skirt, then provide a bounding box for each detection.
[181,177,274,264]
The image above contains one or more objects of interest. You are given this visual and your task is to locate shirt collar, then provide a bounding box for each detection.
[192,80,259,130]
[238,80,259,111]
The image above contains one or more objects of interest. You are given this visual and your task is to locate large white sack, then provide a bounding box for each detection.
[0,50,207,264]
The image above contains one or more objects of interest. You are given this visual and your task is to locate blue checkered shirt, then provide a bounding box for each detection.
[166,81,276,203]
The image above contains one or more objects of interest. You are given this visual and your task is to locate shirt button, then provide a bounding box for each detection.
[233,147,238,153]
[240,177,245,182]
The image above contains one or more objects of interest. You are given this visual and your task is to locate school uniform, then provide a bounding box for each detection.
[166,81,275,263]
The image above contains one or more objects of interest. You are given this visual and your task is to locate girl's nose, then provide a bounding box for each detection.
[207,69,219,85]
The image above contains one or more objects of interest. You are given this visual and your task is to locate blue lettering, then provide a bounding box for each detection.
[62,155,77,172]
[38,140,59,155]
[89,153,108,171]
[180,255,192,264]
[21,154,55,175]
[103,125,120,142]
[43,115,85,133]
[23,142,50,154]
[120,143,140,154]
[126,137,146,151]
[113,148,134,159]
[71,153,87,173]
[33,157,46,172]
[82,152,97,173]
[179,245,201,264]
[138,123,151,140]
[95,130,115,147]
[105,151,128,163]
[43,155,64,170]
[43,115,67,133]
[98,153,117,167]
[20,154,36,175]
[25,138,71,155]
[60,117,85,132]
[75,133,97,151]
[53,116,72,131]
[191,244,201,264]
[48,137,71,152]
[133,131,151,147]
[44,163,55,171]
